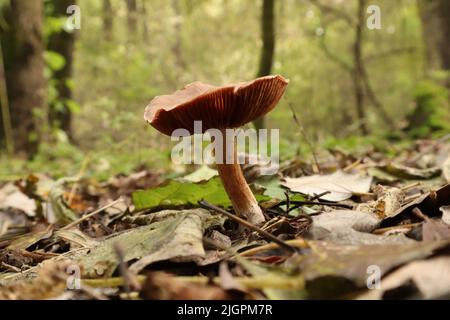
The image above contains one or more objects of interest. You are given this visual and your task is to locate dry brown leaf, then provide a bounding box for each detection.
[358,256,450,299]
[282,171,372,202]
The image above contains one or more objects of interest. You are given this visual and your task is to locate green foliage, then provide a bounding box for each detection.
[132,177,270,211]
[406,79,450,138]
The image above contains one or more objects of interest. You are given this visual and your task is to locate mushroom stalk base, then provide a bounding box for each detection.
[216,131,265,225]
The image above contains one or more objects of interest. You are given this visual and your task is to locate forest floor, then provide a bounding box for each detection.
[0,136,449,300]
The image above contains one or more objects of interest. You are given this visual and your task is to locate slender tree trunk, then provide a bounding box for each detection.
[171,0,185,70]
[352,0,368,135]
[254,0,275,130]
[0,43,14,154]
[1,0,45,156]
[48,0,76,141]
[141,0,150,44]
[418,0,450,89]
[103,0,113,41]
[126,0,138,35]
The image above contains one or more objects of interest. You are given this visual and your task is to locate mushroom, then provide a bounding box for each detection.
[144,75,289,224]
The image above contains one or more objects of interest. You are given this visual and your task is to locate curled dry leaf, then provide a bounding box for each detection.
[356,185,405,220]
[390,184,450,218]
[283,240,450,298]
[0,184,36,217]
[69,209,214,277]
[381,163,441,180]
[282,171,372,202]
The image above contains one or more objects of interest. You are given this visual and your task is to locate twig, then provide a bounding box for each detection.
[61,198,124,230]
[310,190,330,201]
[278,200,353,210]
[372,223,421,235]
[198,200,298,254]
[343,158,362,172]
[400,182,420,191]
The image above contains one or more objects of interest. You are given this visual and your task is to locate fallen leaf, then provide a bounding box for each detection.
[442,155,450,183]
[140,271,235,300]
[440,206,450,225]
[358,256,450,299]
[0,184,36,217]
[7,225,53,250]
[70,209,211,277]
[307,209,413,245]
[181,165,218,182]
[0,260,71,300]
[390,184,450,218]
[284,240,450,298]
[422,218,450,241]
[49,179,78,225]
[381,163,441,179]
[132,177,270,210]
[282,171,372,202]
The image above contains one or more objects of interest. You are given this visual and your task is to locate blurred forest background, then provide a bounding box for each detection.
[0,0,449,180]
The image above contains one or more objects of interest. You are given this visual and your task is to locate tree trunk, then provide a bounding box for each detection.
[254,0,276,130]
[126,0,138,35]
[1,0,45,156]
[418,0,450,88]
[103,0,113,41]
[48,0,76,141]
[352,0,369,135]
[171,0,185,70]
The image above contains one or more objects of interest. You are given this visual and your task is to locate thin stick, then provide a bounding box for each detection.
[400,182,420,191]
[198,200,297,254]
[310,190,330,201]
[61,198,124,230]
[0,42,14,154]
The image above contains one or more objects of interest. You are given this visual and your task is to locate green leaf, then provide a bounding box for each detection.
[44,50,66,72]
[132,177,270,211]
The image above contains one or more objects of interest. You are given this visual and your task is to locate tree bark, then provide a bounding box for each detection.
[171,0,185,70]
[352,0,369,135]
[418,0,450,88]
[254,0,276,130]
[126,0,138,35]
[48,0,76,141]
[103,0,113,41]
[1,0,45,156]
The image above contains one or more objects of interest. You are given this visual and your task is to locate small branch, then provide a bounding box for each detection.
[198,200,298,254]
[61,198,124,230]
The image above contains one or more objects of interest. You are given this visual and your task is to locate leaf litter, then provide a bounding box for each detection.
[1,138,450,300]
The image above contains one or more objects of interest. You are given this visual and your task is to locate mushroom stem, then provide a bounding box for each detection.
[215,130,265,225]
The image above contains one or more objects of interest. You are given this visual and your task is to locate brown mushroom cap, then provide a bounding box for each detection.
[144,75,289,136]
